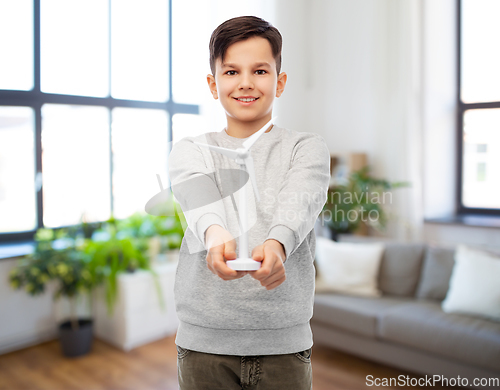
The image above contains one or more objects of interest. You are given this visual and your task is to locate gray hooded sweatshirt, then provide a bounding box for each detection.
[168,124,330,356]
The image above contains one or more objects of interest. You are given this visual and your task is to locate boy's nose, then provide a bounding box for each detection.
[238,74,254,89]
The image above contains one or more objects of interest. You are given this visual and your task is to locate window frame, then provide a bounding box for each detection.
[0,0,199,243]
[456,0,500,216]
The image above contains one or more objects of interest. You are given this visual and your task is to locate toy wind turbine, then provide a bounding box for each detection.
[194,116,277,271]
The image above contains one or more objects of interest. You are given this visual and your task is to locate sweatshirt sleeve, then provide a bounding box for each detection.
[265,133,330,260]
[168,136,228,248]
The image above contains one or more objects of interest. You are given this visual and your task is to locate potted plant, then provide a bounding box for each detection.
[89,211,184,351]
[84,214,166,317]
[8,213,168,356]
[321,166,410,241]
[8,226,104,357]
[9,208,184,354]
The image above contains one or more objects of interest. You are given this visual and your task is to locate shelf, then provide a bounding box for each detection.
[425,214,500,229]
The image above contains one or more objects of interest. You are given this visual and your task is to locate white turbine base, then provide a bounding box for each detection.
[226,258,261,271]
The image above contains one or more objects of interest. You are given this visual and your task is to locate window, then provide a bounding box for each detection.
[0,0,199,242]
[457,0,500,215]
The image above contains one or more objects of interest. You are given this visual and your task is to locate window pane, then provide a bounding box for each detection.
[0,0,34,91]
[0,107,36,233]
[111,0,168,102]
[41,0,109,97]
[462,109,500,209]
[172,0,209,104]
[461,0,500,103]
[112,108,169,219]
[42,104,110,227]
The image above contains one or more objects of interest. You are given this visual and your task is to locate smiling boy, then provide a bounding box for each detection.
[207,31,285,138]
[168,16,330,389]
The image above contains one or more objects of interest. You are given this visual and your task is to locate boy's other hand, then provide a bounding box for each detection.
[250,239,286,290]
[205,225,248,281]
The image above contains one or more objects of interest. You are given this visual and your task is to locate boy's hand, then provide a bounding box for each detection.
[205,224,248,281]
[249,239,286,290]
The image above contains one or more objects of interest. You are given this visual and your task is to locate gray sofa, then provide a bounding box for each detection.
[311,239,500,389]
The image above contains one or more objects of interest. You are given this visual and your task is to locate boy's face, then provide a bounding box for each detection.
[207,36,287,129]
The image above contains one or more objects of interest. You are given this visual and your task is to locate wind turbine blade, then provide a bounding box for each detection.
[244,155,260,202]
[194,142,240,160]
[242,116,277,150]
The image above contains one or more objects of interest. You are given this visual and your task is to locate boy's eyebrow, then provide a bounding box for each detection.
[221,62,272,68]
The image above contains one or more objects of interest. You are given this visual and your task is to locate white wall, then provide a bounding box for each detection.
[422,0,458,219]
[275,0,500,246]
[275,0,425,241]
[275,0,381,156]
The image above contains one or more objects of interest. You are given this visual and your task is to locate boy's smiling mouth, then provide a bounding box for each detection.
[233,96,259,105]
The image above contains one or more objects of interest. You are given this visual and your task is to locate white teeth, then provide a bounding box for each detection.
[237,98,257,102]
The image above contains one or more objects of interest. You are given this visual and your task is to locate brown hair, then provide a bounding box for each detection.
[209,16,282,76]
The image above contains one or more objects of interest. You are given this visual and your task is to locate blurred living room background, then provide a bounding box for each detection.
[0,0,499,389]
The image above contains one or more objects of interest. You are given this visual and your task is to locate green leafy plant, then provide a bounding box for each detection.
[9,227,104,331]
[83,214,166,317]
[152,212,185,252]
[116,210,184,252]
[321,166,410,239]
[8,209,181,326]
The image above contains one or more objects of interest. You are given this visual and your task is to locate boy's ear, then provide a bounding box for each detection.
[207,74,218,100]
[276,72,287,98]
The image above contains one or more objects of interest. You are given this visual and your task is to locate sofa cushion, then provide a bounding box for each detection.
[336,237,426,297]
[415,246,455,301]
[313,293,413,338]
[314,237,385,297]
[442,245,500,321]
[377,243,426,297]
[378,300,500,372]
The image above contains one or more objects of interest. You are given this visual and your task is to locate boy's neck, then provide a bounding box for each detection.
[224,116,274,139]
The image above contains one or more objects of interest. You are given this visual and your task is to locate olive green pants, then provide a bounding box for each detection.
[176,345,313,390]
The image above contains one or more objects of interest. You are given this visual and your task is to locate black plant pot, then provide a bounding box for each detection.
[58,318,93,358]
[328,229,339,242]
[327,227,356,242]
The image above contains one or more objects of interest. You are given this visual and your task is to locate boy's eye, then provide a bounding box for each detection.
[224,70,267,75]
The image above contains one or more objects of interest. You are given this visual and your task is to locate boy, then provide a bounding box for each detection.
[168,15,330,390]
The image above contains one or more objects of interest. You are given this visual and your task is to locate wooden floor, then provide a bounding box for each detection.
[0,335,458,390]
